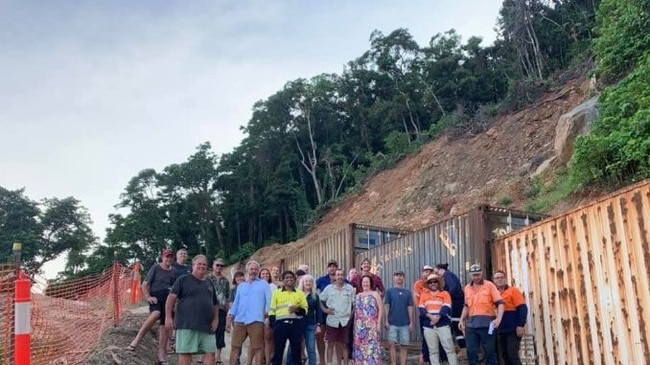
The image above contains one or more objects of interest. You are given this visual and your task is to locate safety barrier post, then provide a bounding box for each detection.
[14,270,31,365]
[112,262,121,327]
[130,262,142,304]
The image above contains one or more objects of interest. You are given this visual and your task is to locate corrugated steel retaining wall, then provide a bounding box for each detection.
[356,206,545,345]
[283,226,353,277]
[494,180,650,365]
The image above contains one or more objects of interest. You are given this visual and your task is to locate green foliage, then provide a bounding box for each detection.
[571,55,650,187]
[384,131,412,157]
[429,114,463,138]
[527,172,576,212]
[526,176,543,198]
[228,242,257,264]
[498,196,513,206]
[595,0,650,84]
[433,199,443,212]
[0,187,96,275]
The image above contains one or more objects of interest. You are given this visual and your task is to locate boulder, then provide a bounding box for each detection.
[533,156,556,177]
[554,96,599,165]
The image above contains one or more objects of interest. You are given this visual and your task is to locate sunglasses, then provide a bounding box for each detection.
[214,264,224,267]
[427,280,440,284]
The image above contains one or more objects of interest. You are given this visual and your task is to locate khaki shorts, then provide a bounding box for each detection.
[231,322,264,350]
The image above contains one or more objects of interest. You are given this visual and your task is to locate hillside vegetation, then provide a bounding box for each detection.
[3,0,650,278]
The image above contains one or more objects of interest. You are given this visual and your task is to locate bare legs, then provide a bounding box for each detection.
[129,311,160,348]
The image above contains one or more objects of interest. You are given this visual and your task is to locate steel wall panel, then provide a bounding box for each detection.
[283,227,352,277]
[494,180,650,365]
[356,211,479,343]
[354,206,544,343]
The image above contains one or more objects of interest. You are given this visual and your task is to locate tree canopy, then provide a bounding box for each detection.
[0,187,96,275]
[10,0,630,279]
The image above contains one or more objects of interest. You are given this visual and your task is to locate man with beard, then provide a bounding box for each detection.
[228,260,272,365]
[320,269,355,365]
[459,264,504,365]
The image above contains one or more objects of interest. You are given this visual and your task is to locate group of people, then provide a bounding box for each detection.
[126,249,529,365]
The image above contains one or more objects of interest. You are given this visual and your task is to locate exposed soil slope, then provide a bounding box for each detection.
[251,76,592,264]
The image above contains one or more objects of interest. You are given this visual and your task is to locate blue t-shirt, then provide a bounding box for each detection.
[316,275,351,293]
[316,275,335,293]
[172,262,191,278]
[384,287,413,326]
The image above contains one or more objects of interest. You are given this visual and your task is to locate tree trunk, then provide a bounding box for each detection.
[294,108,323,205]
[405,98,420,138]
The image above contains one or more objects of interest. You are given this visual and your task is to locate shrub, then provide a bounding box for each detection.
[571,55,650,188]
[498,196,513,206]
[595,0,650,84]
[384,131,412,157]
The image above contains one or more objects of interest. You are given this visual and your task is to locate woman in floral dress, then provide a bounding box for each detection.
[353,275,383,365]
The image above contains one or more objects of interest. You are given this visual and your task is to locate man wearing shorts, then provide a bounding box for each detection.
[127,249,176,364]
[319,268,355,365]
[384,270,413,365]
[227,260,272,365]
[165,255,219,365]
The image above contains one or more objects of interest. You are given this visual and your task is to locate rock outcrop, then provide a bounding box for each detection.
[554,96,599,165]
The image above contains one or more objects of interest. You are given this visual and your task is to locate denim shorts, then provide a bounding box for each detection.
[388,325,410,345]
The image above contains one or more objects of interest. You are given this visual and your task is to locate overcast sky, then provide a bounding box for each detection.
[0,0,503,277]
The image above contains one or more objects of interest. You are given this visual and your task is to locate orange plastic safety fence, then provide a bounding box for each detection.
[1,262,137,365]
[1,263,17,365]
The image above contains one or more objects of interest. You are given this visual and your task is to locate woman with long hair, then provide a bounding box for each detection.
[228,271,245,365]
[295,274,322,365]
[353,275,383,365]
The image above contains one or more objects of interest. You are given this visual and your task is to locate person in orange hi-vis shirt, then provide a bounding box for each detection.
[459,264,504,365]
[412,265,434,364]
[492,270,528,365]
[418,274,459,365]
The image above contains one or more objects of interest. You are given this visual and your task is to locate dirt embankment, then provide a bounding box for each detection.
[248,76,593,266]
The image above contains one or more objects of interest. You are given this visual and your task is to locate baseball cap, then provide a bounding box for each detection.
[162,249,174,257]
[394,270,405,276]
[327,259,338,267]
[422,265,434,271]
[469,264,482,274]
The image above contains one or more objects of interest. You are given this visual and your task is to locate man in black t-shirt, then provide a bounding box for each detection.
[127,249,176,364]
[166,254,219,365]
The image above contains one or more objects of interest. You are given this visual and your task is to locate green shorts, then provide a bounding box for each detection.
[176,329,216,354]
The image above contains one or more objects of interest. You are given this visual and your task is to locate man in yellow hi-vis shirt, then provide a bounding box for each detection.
[269,271,309,365]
